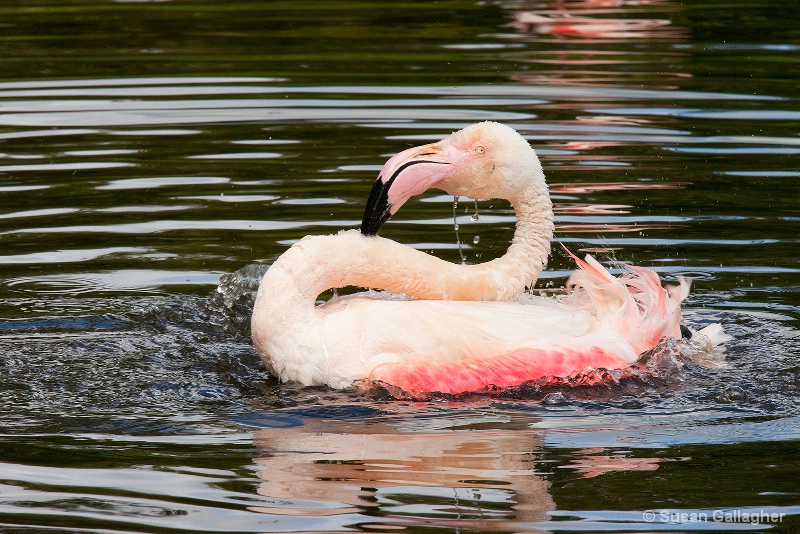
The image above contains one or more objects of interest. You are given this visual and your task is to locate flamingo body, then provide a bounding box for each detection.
[252,229,693,394]
[251,122,725,395]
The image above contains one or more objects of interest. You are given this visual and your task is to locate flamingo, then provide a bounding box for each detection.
[251,122,726,395]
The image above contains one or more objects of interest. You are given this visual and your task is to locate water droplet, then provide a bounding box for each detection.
[473,235,480,245]
[543,392,566,405]
[471,199,480,221]
[719,386,747,403]
[452,195,466,263]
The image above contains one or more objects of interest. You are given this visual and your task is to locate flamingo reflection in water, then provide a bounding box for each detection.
[250,413,685,529]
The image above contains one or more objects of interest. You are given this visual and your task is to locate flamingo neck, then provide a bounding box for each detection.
[256,190,552,320]
[433,146,554,299]
[487,190,555,298]
[255,166,554,322]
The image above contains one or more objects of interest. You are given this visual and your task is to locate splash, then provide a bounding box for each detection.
[206,262,269,337]
[471,198,480,221]
[452,195,466,263]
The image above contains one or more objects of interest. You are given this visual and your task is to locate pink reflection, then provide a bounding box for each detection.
[554,203,631,214]
[251,415,686,527]
[512,0,687,41]
[568,447,689,478]
[505,0,689,89]
[557,223,681,233]
[554,140,624,150]
[252,418,554,523]
[551,181,688,193]
[574,115,660,127]
[514,12,682,40]
[511,69,686,88]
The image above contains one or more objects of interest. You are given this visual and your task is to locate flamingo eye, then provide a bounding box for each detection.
[475,145,486,156]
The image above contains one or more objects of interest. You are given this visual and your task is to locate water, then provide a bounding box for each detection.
[1,0,799,532]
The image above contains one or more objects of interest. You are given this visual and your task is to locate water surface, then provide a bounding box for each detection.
[0,1,798,532]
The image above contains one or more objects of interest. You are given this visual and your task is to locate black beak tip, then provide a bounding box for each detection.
[360,207,392,236]
[361,176,394,236]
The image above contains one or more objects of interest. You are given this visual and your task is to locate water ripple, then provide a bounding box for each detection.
[0,81,781,101]
[187,152,283,160]
[7,270,223,294]
[0,107,534,127]
[0,162,135,172]
[97,176,231,190]
[5,219,357,235]
[0,247,147,265]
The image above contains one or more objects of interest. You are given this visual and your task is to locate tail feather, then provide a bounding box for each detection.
[696,323,732,347]
[565,250,689,354]
[562,244,615,285]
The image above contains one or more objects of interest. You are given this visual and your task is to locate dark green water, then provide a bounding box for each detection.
[0,1,798,532]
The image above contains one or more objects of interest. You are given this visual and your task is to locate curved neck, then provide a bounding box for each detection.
[474,189,554,300]
[256,191,553,316]
[254,161,554,322]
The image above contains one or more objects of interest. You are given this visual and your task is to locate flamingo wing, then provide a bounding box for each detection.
[369,341,632,395]
[360,252,690,395]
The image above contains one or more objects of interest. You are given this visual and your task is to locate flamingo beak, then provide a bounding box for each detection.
[360,142,458,236]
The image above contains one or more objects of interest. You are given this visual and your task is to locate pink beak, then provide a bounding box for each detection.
[361,142,462,236]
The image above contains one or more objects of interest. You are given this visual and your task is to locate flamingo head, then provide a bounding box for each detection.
[361,121,543,236]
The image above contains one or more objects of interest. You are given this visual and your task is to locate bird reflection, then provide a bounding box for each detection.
[252,415,553,527]
[507,0,689,89]
[250,412,688,530]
